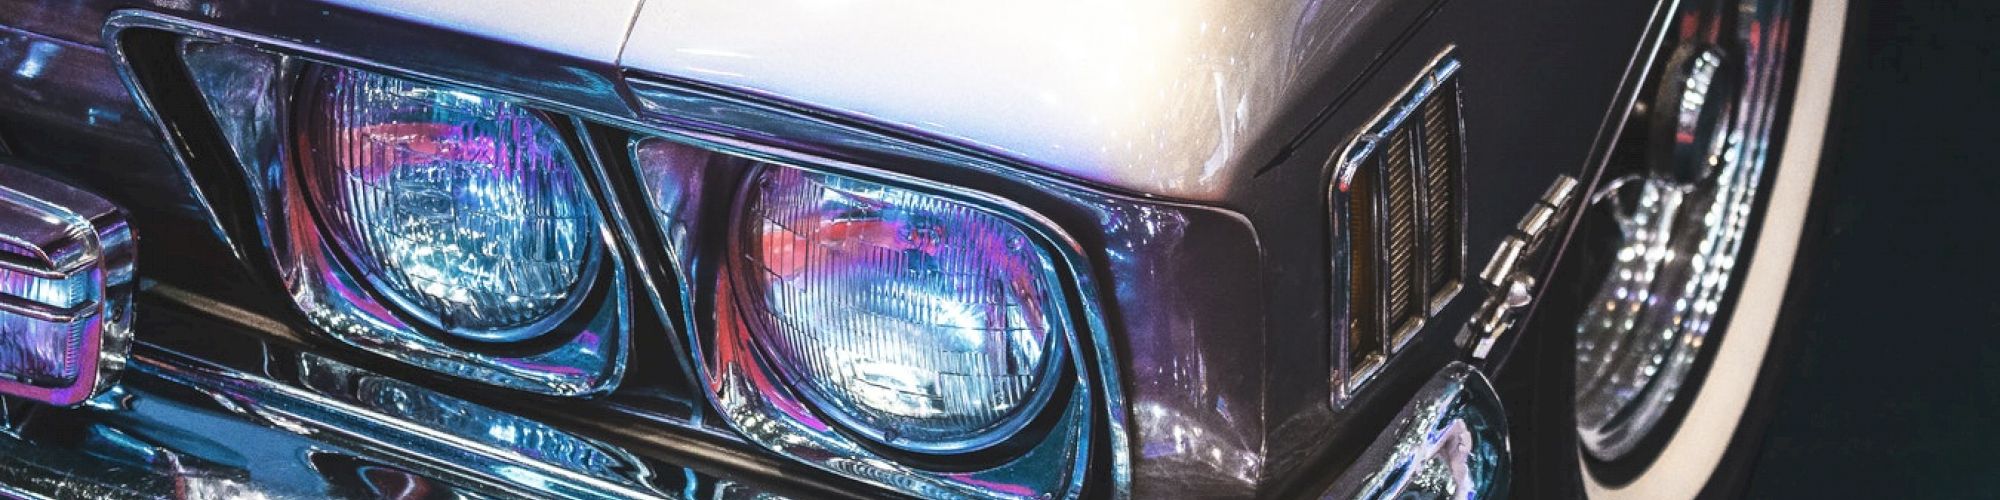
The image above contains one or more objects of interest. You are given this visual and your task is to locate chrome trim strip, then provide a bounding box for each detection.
[134,282,877,498]
[1332,48,1464,191]
[0,344,679,499]
[132,351,667,499]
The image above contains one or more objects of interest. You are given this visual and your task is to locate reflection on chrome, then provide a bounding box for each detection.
[1573,173,1739,460]
[1574,163,1757,459]
[2,381,496,499]
[1327,362,1508,499]
[298,353,649,482]
[297,66,604,342]
[726,164,1068,454]
[710,306,1094,500]
[0,162,137,407]
[62,346,674,499]
[167,37,631,396]
[1575,0,1790,458]
[711,480,788,500]
[620,82,1109,497]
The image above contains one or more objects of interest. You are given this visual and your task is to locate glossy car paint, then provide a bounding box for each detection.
[323,0,641,62]
[51,0,1401,201]
[623,0,1401,202]
[0,0,1678,497]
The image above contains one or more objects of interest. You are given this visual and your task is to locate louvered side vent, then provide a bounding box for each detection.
[1381,127,1424,348]
[1346,156,1384,376]
[1419,78,1465,312]
[1332,52,1464,402]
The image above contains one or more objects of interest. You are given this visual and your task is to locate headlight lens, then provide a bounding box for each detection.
[727,164,1068,454]
[0,271,93,385]
[0,164,136,406]
[298,67,601,342]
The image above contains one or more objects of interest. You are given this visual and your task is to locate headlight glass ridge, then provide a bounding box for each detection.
[298,66,601,342]
[171,41,630,396]
[729,164,1067,453]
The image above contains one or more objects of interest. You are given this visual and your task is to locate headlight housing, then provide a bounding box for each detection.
[728,163,1069,454]
[115,20,1119,498]
[629,134,1100,499]
[175,42,632,396]
[297,66,603,342]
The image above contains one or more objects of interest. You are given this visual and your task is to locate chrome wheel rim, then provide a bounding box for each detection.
[1574,0,1797,460]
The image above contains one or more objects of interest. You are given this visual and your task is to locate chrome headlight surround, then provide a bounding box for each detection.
[607,79,1121,499]
[706,168,1095,496]
[109,23,632,397]
[105,11,1128,498]
[716,160,1075,455]
[290,65,610,344]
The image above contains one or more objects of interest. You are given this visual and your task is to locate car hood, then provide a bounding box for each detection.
[331,0,1388,201]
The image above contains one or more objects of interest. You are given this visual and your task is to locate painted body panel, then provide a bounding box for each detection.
[7,0,1398,202]
[621,0,1396,201]
[323,0,642,62]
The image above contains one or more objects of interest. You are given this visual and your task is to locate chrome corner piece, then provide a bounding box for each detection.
[0,162,136,407]
[1327,362,1508,500]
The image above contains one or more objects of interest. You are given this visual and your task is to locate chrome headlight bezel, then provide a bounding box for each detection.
[166,40,634,397]
[291,64,611,344]
[718,160,1075,456]
[106,11,1129,498]
[610,119,1107,498]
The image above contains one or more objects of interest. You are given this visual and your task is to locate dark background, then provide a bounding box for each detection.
[1745,0,2000,497]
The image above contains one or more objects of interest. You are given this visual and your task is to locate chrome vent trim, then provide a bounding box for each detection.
[1331,49,1466,403]
[1346,155,1383,379]
[1382,126,1423,348]
[1419,83,1466,314]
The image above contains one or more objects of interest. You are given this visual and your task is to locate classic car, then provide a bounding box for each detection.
[0,0,1851,497]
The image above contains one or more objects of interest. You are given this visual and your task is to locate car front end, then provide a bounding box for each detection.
[0,0,1844,497]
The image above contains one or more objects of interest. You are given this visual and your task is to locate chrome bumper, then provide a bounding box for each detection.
[0,294,789,499]
[1326,362,1510,499]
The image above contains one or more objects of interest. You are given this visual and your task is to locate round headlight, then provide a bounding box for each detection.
[729,165,1068,454]
[298,67,601,343]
